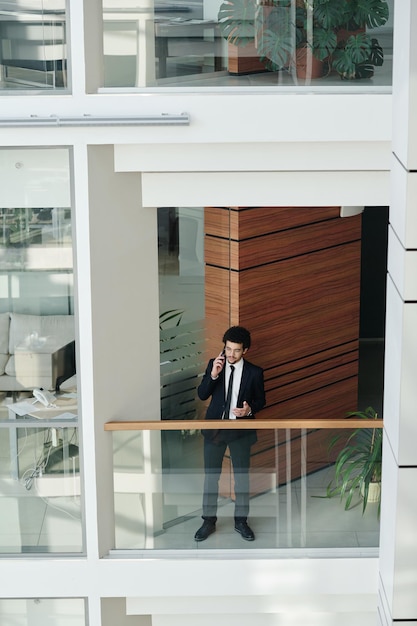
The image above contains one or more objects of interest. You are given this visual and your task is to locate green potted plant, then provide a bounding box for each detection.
[332,0,389,79]
[326,406,383,515]
[218,0,338,75]
[291,0,343,78]
[283,0,389,79]
[218,0,389,80]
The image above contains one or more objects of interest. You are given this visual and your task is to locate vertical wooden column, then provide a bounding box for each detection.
[204,206,362,488]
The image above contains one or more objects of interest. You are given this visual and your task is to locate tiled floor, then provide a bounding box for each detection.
[111,460,380,553]
[152,464,380,552]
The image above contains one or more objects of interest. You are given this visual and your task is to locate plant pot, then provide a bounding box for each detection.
[295,46,323,79]
[361,481,381,503]
[336,26,366,46]
[227,42,267,75]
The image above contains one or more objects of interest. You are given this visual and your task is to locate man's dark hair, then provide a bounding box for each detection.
[222,326,251,350]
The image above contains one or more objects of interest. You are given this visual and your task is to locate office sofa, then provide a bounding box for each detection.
[0,312,75,391]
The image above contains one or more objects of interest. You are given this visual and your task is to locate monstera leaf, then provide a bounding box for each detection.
[218,0,257,46]
[308,26,337,61]
[256,29,293,71]
[332,32,373,78]
[345,0,389,30]
[309,0,346,30]
[255,4,294,71]
[350,38,383,79]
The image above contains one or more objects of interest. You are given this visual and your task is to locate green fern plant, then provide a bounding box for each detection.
[326,406,383,515]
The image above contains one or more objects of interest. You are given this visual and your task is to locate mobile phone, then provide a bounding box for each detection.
[220,348,226,357]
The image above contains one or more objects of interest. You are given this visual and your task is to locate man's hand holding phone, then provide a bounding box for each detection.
[211,348,226,379]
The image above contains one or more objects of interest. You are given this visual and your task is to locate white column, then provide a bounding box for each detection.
[86,145,161,559]
[378,1,417,623]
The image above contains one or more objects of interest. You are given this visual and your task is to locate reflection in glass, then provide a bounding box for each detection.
[0,148,80,555]
[0,205,75,391]
[0,598,86,625]
[0,0,67,90]
[102,0,393,89]
[112,427,380,551]
[0,419,80,553]
[158,207,207,423]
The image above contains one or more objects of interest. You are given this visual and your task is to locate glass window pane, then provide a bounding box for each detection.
[158,207,207,422]
[0,598,86,625]
[112,206,232,549]
[112,426,381,550]
[101,0,393,90]
[0,148,80,555]
[0,0,68,91]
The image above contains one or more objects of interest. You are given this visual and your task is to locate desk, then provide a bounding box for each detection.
[4,395,77,481]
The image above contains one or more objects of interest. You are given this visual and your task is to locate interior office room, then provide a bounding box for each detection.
[0,1,416,625]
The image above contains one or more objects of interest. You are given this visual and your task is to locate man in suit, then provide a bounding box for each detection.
[194,326,266,542]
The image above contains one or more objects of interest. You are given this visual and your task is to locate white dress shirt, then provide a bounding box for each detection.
[225,358,244,419]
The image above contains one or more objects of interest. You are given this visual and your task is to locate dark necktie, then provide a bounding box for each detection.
[223,365,235,419]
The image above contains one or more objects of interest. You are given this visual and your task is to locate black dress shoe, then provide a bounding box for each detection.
[194,520,216,542]
[234,520,255,541]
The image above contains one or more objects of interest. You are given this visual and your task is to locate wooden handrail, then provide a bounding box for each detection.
[104,418,383,431]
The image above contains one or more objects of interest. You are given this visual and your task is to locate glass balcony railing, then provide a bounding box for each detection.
[0,1,67,90]
[102,0,393,91]
[106,418,383,552]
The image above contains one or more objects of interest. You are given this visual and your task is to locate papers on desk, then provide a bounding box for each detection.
[9,400,37,416]
[9,398,77,419]
[34,411,77,420]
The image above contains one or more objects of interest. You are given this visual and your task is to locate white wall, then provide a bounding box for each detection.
[378,2,417,623]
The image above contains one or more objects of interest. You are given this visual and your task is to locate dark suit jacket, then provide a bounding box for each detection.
[198,358,266,444]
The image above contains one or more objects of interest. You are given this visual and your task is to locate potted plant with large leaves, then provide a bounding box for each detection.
[218,0,336,76]
[290,0,343,78]
[255,0,346,77]
[326,406,383,515]
[332,0,389,79]
[261,0,390,79]
[217,0,389,80]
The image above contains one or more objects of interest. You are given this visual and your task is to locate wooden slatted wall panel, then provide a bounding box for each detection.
[204,206,362,492]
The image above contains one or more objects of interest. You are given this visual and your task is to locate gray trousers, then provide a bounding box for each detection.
[202,433,252,522]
